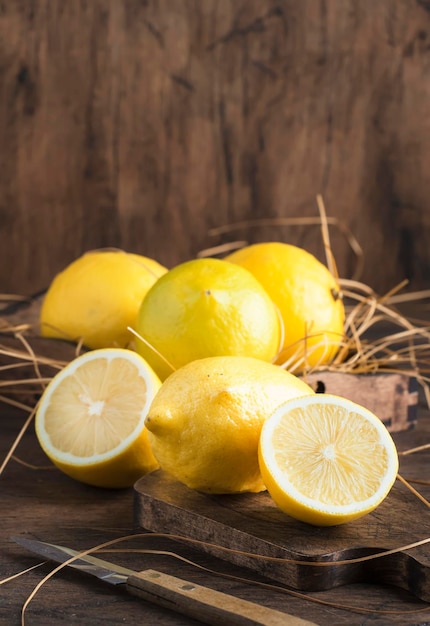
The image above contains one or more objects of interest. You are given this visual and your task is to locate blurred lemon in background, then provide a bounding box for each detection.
[40,250,167,349]
[135,258,281,380]
[226,242,345,371]
[145,355,314,494]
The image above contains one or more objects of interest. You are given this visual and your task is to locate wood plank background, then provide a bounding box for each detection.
[1,0,430,296]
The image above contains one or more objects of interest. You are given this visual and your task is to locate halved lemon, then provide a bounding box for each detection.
[35,348,161,488]
[258,394,399,526]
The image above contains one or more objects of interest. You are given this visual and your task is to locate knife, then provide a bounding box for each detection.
[12,537,317,626]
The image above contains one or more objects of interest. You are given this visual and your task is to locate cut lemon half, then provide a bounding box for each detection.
[35,348,161,488]
[258,394,399,526]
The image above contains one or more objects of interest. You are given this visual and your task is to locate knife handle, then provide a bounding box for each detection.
[127,569,317,626]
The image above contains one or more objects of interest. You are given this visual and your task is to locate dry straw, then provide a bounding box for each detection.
[3,533,430,624]
[0,198,429,620]
[200,195,430,402]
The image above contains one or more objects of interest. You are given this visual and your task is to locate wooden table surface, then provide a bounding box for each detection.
[1,405,429,626]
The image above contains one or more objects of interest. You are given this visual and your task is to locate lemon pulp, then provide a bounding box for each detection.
[36,348,161,488]
[259,394,398,525]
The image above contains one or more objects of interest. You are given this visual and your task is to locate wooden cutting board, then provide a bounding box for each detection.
[134,470,430,603]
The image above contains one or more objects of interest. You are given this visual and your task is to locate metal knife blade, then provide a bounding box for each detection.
[12,536,317,626]
[13,536,132,585]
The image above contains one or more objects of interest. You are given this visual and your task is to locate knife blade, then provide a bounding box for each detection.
[12,537,317,626]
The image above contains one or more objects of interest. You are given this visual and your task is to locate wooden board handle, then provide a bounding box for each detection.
[127,569,317,626]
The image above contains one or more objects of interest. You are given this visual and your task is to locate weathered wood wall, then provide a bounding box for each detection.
[1,0,430,296]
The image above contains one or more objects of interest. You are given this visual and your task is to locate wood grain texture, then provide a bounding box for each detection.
[134,468,430,602]
[1,1,430,295]
[1,407,430,624]
[303,371,419,432]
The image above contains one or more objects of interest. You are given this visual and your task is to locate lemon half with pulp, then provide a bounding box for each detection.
[258,393,399,526]
[35,348,161,488]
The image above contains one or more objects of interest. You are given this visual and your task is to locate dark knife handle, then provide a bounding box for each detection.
[127,569,317,626]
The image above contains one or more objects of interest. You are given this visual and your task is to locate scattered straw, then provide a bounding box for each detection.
[0,294,29,304]
[10,456,54,470]
[0,562,47,586]
[398,445,430,487]
[301,277,430,400]
[0,406,37,477]
[199,200,430,403]
[0,395,34,412]
[15,532,430,624]
[205,213,364,281]
[316,194,339,281]
[127,326,176,375]
[142,532,430,569]
[1,203,429,622]
[396,474,430,507]
[399,443,430,456]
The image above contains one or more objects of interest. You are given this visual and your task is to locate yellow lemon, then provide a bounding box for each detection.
[35,348,161,488]
[135,258,281,381]
[258,394,399,526]
[40,250,167,349]
[145,356,314,494]
[226,242,345,371]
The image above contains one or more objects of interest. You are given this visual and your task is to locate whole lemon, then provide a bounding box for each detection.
[135,258,280,380]
[145,355,314,494]
[40,250,167,349]
[226,242,345,370]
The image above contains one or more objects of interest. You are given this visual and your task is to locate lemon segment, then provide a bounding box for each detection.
[258,394,399,526]
[135,258,281,381]
[40,250,167,349]
[35,348,162,488]
[226,242,345,370]
[144,356,314,494]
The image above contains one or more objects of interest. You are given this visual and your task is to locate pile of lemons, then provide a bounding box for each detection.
[35,245,398,527]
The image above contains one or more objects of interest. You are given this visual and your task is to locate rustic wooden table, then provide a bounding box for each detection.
[1,405,429,626]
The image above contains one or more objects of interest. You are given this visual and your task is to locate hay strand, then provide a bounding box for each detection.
[16,531,430,624]
[396,474,430,508]
[0,406,36,477]
[316,194,339,281]
[0,207,429,625]
[206,214,364,280]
